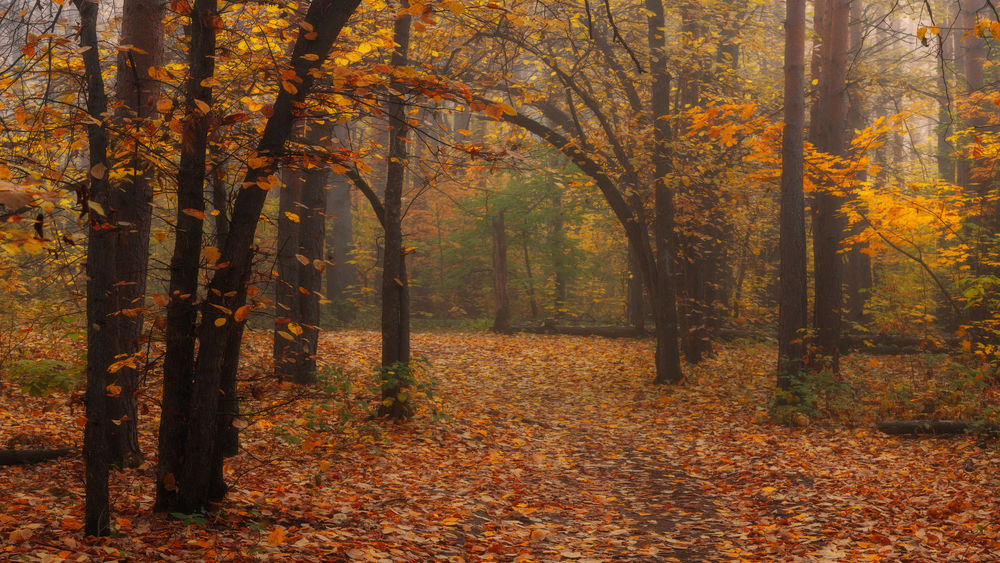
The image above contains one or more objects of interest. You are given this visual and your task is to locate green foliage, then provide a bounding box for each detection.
[770,367,859,425]
[375,357,437,419]
[10,358,82,396]
[170,511,208,526]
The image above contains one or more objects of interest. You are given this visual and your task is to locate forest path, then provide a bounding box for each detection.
[402,332,730,560]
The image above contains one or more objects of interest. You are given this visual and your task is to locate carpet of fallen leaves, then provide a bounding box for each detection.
[3,330,1000,561]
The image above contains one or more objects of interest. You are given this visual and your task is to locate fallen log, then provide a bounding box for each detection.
[875,420,998,436]
[0,448,73,466]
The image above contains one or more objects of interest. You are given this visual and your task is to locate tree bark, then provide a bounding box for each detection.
[379,1,413,419]
[809,0,849,372]
[843,0,871,326]
[777,0,808,391]
[293,130,329,384]
[156,0,216,513]
[274,165,304,380]
[105,0,165,468]
[75,0,113,536]
[648,0,683,384]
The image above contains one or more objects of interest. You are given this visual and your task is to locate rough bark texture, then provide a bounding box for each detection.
[777,0,808,390]
[626,243,645,332]
[810,0,849,373]
[491,212,511,332]
[293,136,328,384]
[75,0,113,536]
[106,0,165,468]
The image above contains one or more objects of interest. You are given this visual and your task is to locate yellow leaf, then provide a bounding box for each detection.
[214,317,227,327]
[319,460,331,471]
[156,97,173,113]
[194,99,210,114]
[106,383,122,397]
[357,42,373,54]
[90,162,107,179]
[203,246,221,264]
[182,208,206,220]
[281,80,298,94]
[234,305,251,322]
[267,526,285,546]
[88,201,105,216]
[284,211,300,223]
[916,26,927,42]
[278,331,295,341]
[301,53,319,61]
[288,322,303,336]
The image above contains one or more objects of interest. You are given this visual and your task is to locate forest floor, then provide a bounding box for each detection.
[3,330,1000,561]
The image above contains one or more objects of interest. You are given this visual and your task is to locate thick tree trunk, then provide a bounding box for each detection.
[75,0,113,536]
[810,0,849,373]
[105,0,164,468]
[492,211,511,332]
[379,2,414,419]
[777,0,808,390]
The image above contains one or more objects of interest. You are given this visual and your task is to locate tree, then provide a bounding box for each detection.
[777,0,808,391]
[156,0,362,514]
[809,0,850,372]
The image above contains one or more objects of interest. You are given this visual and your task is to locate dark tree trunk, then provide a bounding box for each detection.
[522,232,539,319]
[379,2,414,419]
[492,211,511,332]
[292,139,328,384]
[105,0,165,469]
[809,0,849,372]
[155,0,216,514]
[76,0,113,535]
[777,0,808,390]
[326,125,357,323]
[274,165,304,380]
[648,0,683,385]
[627,243,645,332]
[843,0,871,326]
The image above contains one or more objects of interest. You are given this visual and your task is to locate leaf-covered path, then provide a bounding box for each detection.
[3,331,1000,561]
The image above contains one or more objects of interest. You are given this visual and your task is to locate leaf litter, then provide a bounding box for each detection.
[1,331,999,561]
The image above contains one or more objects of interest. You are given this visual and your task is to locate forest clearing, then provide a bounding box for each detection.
[4,331,1000,561]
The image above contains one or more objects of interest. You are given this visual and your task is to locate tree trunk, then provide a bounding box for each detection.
[522,232,539,319]
[809,0,849,373]
[492,211,511,332]
[648,0,683,384]
[76,0,113,535]
[777,0,808,390]
[155,0,216,514]
[326,124,357,323]
[274,165,304,380]
[292,134,328,384]
[104,0,165,469]
[627,243,645,332]
[379,1,414,419]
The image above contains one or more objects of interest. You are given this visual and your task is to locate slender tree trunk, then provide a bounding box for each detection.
[810,0,849,372]
[105,0,165,468]
[647,0,683,384]
[844,0,872,325]
[274,166,304,380]
[155,0,216,513]
[379,1,414,419]
[778,0,808,390]
[492,211,511,331]
[326,125,357,323]
[293,136,328,384]
[75,0,112,536]
[549,190,567,318]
